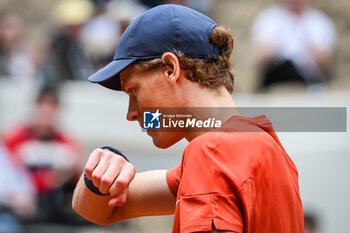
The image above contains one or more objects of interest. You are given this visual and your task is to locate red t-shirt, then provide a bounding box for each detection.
[2,125,81,193]
[166,115,304,233]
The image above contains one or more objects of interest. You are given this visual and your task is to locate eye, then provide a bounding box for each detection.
[124,83,138,97]
[126,88,137,98]
[126,90,132,96]
[125,87,133,95]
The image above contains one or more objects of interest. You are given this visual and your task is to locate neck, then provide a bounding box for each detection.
[180,86,241,142]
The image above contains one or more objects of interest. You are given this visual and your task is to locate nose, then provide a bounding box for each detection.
[126,96,140,121]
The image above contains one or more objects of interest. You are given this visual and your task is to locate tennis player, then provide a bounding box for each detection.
[72,4,304,233]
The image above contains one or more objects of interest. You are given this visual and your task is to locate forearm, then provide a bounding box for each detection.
[72,174,116,225]
[117,170,175,219]
[252,42,276,65]
[72,147,176,225]
[312,49,333,72]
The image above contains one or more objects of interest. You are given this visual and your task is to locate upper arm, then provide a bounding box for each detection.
[172,134,245,232]
[106,169,176,223]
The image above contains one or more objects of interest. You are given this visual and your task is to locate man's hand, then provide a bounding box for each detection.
[73,149,174,224]
[84,148,136,207]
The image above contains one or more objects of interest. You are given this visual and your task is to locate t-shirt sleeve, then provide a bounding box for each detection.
[166,165,181,197]
[307,10,337,52]
[251,6,281,44]
[176,193,244,233]
[173,133,246,233]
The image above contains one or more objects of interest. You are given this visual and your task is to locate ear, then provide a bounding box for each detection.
[161,52,181,87]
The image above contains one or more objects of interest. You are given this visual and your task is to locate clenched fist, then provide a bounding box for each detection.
[84,148,136,207]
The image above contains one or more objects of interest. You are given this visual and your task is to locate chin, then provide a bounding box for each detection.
[148,131,183,149]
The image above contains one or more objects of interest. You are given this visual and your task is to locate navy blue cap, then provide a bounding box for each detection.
[88,4,219,91]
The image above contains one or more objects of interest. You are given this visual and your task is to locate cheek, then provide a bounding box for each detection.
[137,72,172,107]
[135,89,150,107]
[138,86,167,106]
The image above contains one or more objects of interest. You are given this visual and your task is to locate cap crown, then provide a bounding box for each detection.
[113,4,219,60]
[88,4,220,91]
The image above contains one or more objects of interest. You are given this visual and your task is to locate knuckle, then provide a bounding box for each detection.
[125,164,136,178]
[129,171,136,181]
[92,171,101,180]
[99,187,109,194]
[109,187,119,197]
[116,178,128,189]
[114,155,124,163]
[107,152,116,160]
[109,189,116,197]
[100,176,113,186]
[92,148,103,157]
[130,164,136,175]
[85,166,93,174]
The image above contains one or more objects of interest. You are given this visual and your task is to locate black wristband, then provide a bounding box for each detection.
[83,146,129,196]
[84,171,108,196]
[100,146,129,162]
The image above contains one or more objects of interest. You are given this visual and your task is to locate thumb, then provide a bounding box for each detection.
[108,188,129,207]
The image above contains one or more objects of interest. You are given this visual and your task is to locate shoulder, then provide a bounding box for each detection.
[305,7,333,22]
[184,116,284,167]
[184,129,273,164]
[303,7,337,42]
[304,7,336,31]
[188,115,274,147]
[251,5,287,37]
[179,131,274,193]
[184,131,234,156]
[2,125,31,143]
[254,5,286,22]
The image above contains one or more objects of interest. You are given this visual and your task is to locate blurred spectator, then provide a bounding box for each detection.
[304,213,319,233]
[186,0,212,15]
[39,0,94,85]
[79,0,121,70]
[165,0,188,6]
[139,0,211,12]
[79,0,210,71]
[0,144,36,233]
[104,0,146,34]
[2,86,82,223]
[139,0,165,8]
[0,13,36,85]
[251,0,337,91]
[80,0,145,71]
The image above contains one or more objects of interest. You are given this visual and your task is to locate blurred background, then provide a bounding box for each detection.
[0,0,349,232]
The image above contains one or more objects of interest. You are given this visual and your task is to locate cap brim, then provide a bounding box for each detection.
[88,58,137,91]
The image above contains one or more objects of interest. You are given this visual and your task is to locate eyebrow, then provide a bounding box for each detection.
[122,80,134,94]
[120,74,132,92]
[120,78,128,92]
[124,87,132,93]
